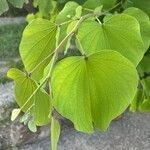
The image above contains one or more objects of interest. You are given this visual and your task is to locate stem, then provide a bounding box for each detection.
[21,2,122,110]
[76,35,85,55]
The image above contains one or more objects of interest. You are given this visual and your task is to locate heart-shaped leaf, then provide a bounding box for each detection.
[77,14,144,66]
[51,50,138,132]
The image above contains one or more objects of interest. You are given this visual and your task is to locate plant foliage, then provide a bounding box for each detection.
[0,0,149,149]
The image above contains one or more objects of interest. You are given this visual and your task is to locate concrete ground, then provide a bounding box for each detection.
[21,111,150,150]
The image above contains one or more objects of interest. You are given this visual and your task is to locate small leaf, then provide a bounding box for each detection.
[28,120,37,133]
[51,117,61,150]
[11,108,21,121]
[75,6,82,18]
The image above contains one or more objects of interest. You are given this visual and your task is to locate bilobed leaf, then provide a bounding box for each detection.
[7,68,51,126]
[20,19,57,81]
[124,7,150,50]
[0,0,9,15]
[51,117,60,150]
[77,14,144,66]
[52,51,138,132]
[8,0,29,8]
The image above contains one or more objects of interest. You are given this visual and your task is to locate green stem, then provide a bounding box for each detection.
[21,2,122,110]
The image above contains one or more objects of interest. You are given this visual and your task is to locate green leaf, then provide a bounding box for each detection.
[7,68,51,126]
[52,51,138,132]
[11,108,21,121]
[77,14,144,66]
[20,19,57,81]
[33,0,52,18]
[123,0,150,16]
[75,6,82,18]
[130,89,144,112]
[28,119,37,133]
[83,0,116,10]
[141,76,150,99]
[8,0,29,8]
[56,1,79,24]
[51,117,61,150]
[124,7,150,50]
[0,0,9,15]
[137,55,150,77]
[139,99,150,112]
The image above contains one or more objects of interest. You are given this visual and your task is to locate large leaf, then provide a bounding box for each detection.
[124,7,150,50]
[77,14,144,66]
[0,0,9,15]
[7,68,51,126]
[8,0,29,8]
[83,0,116,10]
[20,18,57,81]
[51,51,138,132]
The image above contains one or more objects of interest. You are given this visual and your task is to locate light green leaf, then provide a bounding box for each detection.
[8,0,29,8]
[28,119,37,133]
[77,14,144,66]
[56,1,79,24]
[75,6,82,18]
[124,7,150,50]
[7,68,51,126]
[20,19,57,81]
[83,0,116,10]
[0,0,9,15]
[51,117,60,150]
[52,51,138,132]
[11,108,21,121]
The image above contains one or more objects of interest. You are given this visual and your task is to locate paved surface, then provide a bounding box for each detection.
[19,111,150,150]
[0,83,150,150]
[0,17,25,26]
